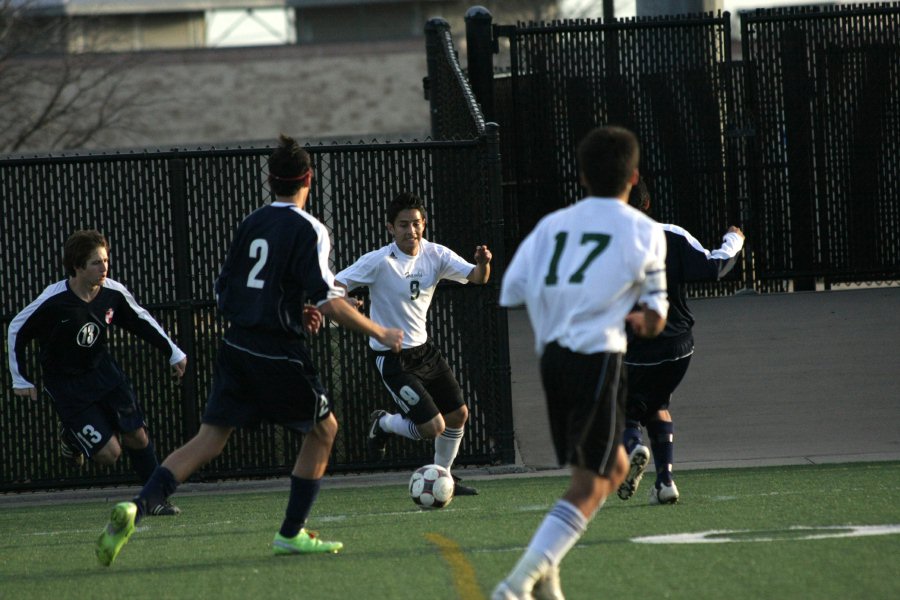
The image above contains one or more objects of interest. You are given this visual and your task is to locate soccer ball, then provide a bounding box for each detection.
[409,464,454,509]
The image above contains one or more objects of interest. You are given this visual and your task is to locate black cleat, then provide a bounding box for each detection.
[58,422,85,468]
[367,410,390,461]
[149,501,181,516]
[452,474,479,496]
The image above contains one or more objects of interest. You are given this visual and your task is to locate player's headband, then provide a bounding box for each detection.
[269,168,313,182]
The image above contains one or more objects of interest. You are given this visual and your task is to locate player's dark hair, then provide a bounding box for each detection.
[629,177,651,215]
[577,125,640,197]
[63,229,109,277]
[268,134,312,197]
[387,191,427,224]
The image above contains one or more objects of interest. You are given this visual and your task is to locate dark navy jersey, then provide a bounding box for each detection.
[8,278,185,387]
[215,202,343,340]
[626,225,743,365]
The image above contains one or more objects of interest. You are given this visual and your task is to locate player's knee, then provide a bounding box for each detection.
[315,412,339,442]
[92,444,120,466]
[444,404,468,428]
[120,427,149,449]
[417,414,444,439]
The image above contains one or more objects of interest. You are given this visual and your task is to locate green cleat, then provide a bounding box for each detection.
[96,502,137,566]
[272,529,343,555]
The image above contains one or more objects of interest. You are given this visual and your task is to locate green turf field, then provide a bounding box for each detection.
[2,462,899,599]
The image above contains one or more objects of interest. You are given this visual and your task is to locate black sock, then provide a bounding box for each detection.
[134,466,179,522]
[647,420,675,485]
[126,440,159,484]
[279,476,321,539]
[622,420,643,454]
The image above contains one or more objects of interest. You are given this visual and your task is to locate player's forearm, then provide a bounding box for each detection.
[468,263,490,284]
[319,297,380,337]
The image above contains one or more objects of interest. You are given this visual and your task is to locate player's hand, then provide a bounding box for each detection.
[727,226,744,239]
[171,357,187,380]
[303,305,324,335]
[626,310,658,338]
[13,387,38,401]
[626,307,665,338]
[378,327,404,353]
[474,244,492,265]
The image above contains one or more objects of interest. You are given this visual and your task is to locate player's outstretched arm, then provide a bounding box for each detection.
[333,280,365,311]
[318,298,403,352]
[467,245,492,284]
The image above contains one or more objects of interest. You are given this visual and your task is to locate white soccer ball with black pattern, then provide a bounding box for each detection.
[409,464,454,509]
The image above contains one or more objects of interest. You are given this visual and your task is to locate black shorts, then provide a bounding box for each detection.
[370,341,464,426]
[540,342,626,478]
[625,355,691,424]
[202,339,332,433]
[44,357,146,458]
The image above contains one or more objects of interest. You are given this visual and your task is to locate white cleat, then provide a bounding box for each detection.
[492,581,534,600]
[532,564,565,600]
[649,480,680,505]
[617,444,650,500]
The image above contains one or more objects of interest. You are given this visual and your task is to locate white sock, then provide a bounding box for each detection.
[434,426,464,470]
[379,413,421,440]
[528,500,588,566]
[503,500,588,594]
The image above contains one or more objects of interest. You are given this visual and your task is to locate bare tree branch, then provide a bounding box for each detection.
[0,0,152,153]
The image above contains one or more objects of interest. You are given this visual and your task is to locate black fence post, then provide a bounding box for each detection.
[781,25,816,291]
[465,6,495,123]
[425,17,449,139]
[167,158,199,441]
[483,122,514,464]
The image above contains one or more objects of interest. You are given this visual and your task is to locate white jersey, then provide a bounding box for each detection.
[500,196,669,355]
[335,239,474,350]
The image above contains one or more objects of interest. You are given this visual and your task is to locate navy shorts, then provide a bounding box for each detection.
[370,341,464,426]
[540,342,626,478]
[203,339,332,433]
[625,355,691,424]
[43,357,146,458]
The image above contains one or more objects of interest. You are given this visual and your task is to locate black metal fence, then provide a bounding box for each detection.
[740,4,900,286]
[464,3,900,292]
[0,26,513,491]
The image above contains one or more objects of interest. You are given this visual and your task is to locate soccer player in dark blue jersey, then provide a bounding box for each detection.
[96,134,404,566]
[618,178,744,505]
[8,229,187,516]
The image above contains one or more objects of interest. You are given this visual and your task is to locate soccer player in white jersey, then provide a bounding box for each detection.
[617,178,744,506]
[96,135,403,566]
[494,126,669,600]
[335,191,491,496]
[8,229,187,515]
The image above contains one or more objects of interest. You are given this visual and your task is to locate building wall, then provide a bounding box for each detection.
[68,13,207,52]
[6,40,432,153]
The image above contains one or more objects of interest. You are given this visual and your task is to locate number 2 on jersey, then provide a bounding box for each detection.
[247,238,269,289]
[544,231,611,285]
